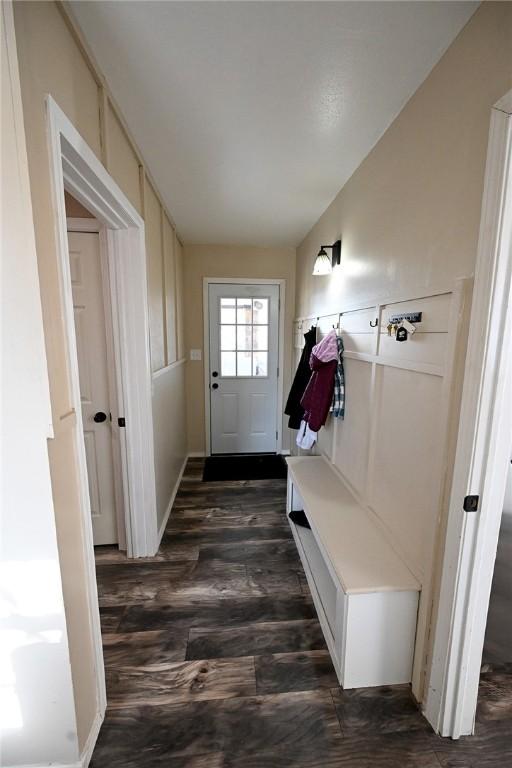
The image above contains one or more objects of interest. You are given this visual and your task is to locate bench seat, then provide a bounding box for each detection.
[286,456,420,689]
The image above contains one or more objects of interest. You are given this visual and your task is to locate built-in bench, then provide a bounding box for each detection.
[286,456,420,688]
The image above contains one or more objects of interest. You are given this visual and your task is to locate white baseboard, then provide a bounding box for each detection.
[156,455,188,545]
[6,710,103,768]
[80,711,103,767]
[280,449,291,456]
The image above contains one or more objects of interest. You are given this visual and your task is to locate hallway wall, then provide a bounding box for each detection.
[294,1,512,702]
[183,244,296,455]
[12,0,187,759]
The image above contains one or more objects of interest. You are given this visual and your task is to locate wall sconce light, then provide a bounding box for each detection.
[312,239,341,276]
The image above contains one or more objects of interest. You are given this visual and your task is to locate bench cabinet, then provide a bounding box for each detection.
[286,457,420,689]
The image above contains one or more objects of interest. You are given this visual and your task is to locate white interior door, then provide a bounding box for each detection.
[209,283,279,454]
[68,230,118,545]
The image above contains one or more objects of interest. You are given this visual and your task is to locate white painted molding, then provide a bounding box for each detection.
[45,95,159,763]
[66,217,101,232]
[79,711,103,768]
[295,285,455,325]
[156,454,188,544]
[425,100,512,737]
[151,357,186,380]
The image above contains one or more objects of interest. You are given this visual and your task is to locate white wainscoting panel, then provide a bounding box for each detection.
[292,280,471,700]
[333,357,372,499]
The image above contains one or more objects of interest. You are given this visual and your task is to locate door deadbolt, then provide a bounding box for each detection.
[212,383,219,390]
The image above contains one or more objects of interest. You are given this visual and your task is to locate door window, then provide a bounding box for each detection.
[219,297,269,377]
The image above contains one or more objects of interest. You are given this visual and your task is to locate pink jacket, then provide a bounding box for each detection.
[300,330,338,432]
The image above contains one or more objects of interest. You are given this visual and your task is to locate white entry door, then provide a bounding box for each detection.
[209,283,280,454]
[68,230,118,545]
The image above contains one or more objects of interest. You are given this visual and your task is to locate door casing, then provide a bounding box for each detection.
[424,89,512,738]
[203,277,286,457]
[47,96,159,725]
[67,218,127,550]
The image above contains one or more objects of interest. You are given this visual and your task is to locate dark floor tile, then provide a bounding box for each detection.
[187,619,326,660]
[477,667,512,723]
[199,539,301,567]
[434,719,512,767]
[102,629,189,666]
[330,684,430,735]
[172,483,287,512]
[97,560,255,606]
[90,703,224,765]
[162,524,291,546]
[327,731,442,767]
[161,755,224,768]
[99,606,125,633]
[298,572,311,595]
[95,542,200,564]
[167,508,286,531]
[223,750,337,768]
[246,565,303,594]
[95,689,342,766]
[118,593,317,633]
[106,657,256,708]
[255,650,338,695]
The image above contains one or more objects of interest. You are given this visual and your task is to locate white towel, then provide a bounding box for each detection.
[296,419,317,450]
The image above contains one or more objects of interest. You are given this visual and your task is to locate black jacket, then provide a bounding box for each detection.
[284,326,317,429]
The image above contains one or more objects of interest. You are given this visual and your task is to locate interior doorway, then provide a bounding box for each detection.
[66,203,125,548]
[205,280,283,455]
[425,89,512,738]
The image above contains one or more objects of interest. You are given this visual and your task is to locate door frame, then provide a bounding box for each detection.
[47,95,159,717]
[424,90,512,738]
[203,277,286,456]
[66,217,127,551]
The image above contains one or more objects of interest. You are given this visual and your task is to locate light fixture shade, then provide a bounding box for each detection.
[312,249,332,275]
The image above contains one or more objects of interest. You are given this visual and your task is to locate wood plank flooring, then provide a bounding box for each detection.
[91,458,512,767]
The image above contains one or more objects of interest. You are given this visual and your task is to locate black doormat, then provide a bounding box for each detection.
[203,454,287,482]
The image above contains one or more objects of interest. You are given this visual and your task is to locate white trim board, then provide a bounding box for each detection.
[157,454,188,543]
[46,95,159,762]
[425,91,512,738]
[202,277,286,456]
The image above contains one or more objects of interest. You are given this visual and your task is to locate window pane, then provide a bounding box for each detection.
[253,351,268,377]
[237,298,252,324]
[221,325,236,350]
[221,351,236,376]
[220,298,236,325]
[237,351,252,376]
[253,298,268,325]
[253,325,268,350]
[237,325,252,351]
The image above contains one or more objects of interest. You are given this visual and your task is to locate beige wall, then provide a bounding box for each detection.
[13,0,186,754]
[294,1,512,701]
[184,244,296,454]
[296,2,512,317]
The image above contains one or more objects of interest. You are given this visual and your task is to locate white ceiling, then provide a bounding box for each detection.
[70,1,477,246]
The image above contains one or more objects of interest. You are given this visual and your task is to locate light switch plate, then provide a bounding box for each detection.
[190,349,202,361]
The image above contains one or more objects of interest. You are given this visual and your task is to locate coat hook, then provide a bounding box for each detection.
[369,318,378,328]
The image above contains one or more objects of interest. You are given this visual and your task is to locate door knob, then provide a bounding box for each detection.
[93,411,107,423]
[212,383,219,390]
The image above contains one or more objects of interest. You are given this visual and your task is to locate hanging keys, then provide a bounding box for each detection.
[387,322,394,336]
[396,324,408,342]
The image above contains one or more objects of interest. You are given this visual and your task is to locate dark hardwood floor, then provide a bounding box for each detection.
[91,458,512,767]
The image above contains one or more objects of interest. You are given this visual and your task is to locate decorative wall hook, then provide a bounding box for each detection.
[369,318,378,328]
